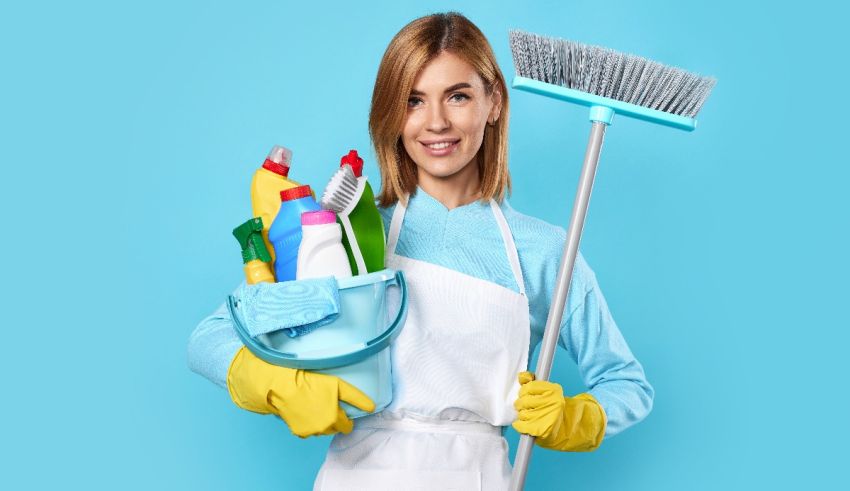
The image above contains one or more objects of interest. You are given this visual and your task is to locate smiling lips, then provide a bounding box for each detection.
[420,139,460,156]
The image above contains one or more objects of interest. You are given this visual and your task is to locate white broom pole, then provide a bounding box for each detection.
[510,115,609,490]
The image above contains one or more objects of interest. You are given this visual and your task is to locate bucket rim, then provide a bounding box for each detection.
[337,268,397,290]
[227,270,408,370]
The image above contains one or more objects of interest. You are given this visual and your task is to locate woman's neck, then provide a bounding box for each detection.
[416,161,482,210]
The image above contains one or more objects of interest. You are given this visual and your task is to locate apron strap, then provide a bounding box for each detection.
[387,195,526,296]
[489,200,526,296]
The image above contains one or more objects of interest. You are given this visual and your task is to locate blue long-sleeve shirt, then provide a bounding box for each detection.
[188,187,653,437]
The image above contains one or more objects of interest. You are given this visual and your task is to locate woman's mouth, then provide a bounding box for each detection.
[420,139,460,156]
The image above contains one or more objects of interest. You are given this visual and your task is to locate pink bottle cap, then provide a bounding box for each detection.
[301,210,337,225]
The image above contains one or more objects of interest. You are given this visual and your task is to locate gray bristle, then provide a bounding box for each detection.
[320,165,358,212]
[508,30,716,118]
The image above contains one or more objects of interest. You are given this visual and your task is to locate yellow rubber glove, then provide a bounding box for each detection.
[226,347,375,438]
[512,371,607,452]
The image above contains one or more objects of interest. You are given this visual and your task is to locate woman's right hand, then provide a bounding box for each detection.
[226,347,375,437]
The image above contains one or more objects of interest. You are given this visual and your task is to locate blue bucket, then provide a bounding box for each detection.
[227,269,407,418]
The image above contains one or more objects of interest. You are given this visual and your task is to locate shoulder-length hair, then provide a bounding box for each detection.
[369,12,511,207]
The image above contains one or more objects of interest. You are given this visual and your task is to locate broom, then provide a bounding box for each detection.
[507,30,716,491]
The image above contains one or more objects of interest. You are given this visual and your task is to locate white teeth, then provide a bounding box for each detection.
[425,141,455,149]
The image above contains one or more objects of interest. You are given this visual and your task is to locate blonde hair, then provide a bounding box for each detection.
[369,12,511,207]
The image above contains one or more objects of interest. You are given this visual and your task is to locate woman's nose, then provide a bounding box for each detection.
[425,103,450,132]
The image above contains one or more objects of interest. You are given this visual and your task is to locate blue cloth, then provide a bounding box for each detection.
[188,186,653,437]
[236,277,340,338]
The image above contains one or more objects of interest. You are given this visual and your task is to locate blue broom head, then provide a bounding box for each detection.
[508,30,717,130]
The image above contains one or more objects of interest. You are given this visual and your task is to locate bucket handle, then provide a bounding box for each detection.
[227,270,408,370]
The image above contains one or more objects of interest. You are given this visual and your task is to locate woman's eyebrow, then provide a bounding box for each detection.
[410,83,473,96]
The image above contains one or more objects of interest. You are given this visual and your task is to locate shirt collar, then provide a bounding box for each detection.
[409,185,497,215]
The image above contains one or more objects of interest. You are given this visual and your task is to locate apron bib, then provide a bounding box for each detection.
[315,198,530,491]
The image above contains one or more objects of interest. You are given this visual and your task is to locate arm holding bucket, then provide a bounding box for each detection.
[227,346,374,438]
[188,279,343,386]
[188,282,246,388]
[188,280,376,437]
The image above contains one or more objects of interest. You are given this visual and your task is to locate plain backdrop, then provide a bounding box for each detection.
[1,0,848,489]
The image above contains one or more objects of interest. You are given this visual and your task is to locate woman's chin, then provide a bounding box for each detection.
[415,156,477,180]
[419,164,465,180]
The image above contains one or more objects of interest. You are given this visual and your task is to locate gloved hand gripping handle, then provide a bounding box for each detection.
[510,116,609,491]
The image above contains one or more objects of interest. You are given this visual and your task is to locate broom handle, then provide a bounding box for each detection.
[509,119,608,491]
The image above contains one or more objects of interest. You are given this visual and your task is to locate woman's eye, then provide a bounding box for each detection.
[407,97,423,107]
[449,93,470,102]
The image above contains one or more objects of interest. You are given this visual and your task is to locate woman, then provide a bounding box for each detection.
[189,12,653,490]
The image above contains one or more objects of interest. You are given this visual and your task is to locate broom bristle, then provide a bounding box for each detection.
[509,30,716,118]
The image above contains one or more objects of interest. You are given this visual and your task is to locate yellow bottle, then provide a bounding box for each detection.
[244,260,275,285]
[251,145,301,263]
[233,217,276,284]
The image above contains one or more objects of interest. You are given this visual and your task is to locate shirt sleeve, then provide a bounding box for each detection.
[513,206,654,438]
[187,282,245,389]
[186,278,346,388]
[557,263,655,437]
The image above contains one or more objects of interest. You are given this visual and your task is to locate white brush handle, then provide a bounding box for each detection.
[509,120,608,491]
[338,176,368,275]
[339,213,368,275]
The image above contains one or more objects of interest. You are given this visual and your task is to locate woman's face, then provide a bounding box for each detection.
[402,51,501,184]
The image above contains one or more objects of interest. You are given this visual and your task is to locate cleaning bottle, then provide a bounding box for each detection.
[269,185,321,281]
[296,210,353,280]
[232,217,275,284]
[319,150,386,275]
[251,145,302,263]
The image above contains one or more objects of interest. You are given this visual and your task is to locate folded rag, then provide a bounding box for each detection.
[236,277,341,338]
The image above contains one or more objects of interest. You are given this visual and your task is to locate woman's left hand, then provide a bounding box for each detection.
[512,371,607,452]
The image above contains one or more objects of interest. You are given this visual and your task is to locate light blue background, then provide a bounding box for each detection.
[2,0,848,489]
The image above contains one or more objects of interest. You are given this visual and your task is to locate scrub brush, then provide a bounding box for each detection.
[507,30,716,491]
[320,155,386,274]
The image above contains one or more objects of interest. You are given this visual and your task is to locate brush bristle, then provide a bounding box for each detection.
[320,165,359,212]
[509,30,716,118]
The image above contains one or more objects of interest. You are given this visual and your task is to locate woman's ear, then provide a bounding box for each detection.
[488,86,503,125]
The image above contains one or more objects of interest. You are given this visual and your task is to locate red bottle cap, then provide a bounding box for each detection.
[280,185,313,202]
[262,159,290,177]
[340,149,364,178]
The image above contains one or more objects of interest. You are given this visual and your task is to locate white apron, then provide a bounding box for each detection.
[315,197,530,491]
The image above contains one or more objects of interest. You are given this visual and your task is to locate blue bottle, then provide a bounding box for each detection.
[268,184,320,281]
